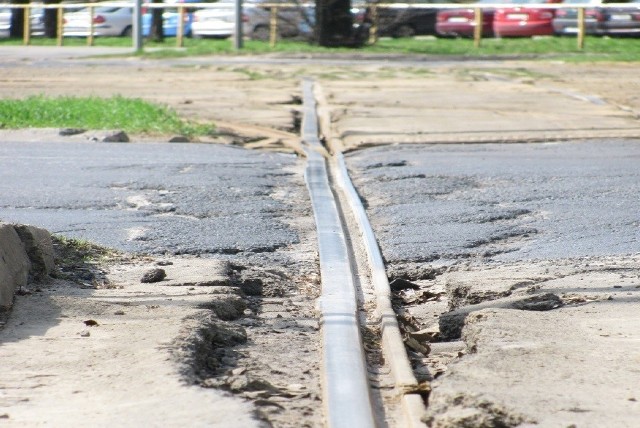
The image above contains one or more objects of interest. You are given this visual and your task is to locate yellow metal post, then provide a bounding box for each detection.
[57,5,64,46]
[23,5,31,45]
[177,5,185,47]
[369,4,378,44]
[577,7,585,50]
[473,7,483,48]
[88,5,95,46]
[269,6,277,47]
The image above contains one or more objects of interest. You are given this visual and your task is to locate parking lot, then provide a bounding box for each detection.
[2,1,640,47]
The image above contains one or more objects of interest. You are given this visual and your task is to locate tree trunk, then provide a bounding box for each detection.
[9,0,29,37]
[43,0,61,38]
[148,0,164,42]
[315,0,353,47]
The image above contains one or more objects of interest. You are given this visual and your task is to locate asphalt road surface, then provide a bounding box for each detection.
[0,140,301,255]
[346,139,640,266]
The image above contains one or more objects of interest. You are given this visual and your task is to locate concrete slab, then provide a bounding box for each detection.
[320,75,640,151]
[427,303,640,427]
[0,223,31,309]
[14,224,54,281]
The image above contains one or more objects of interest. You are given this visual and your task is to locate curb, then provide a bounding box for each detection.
[0,222,54,310]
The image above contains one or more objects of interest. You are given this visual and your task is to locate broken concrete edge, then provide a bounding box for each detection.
[0,222,54,310]
[439,292,564,341]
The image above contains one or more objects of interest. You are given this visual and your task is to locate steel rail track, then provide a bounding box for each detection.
[302,79,376,427]
[301,79,427,427]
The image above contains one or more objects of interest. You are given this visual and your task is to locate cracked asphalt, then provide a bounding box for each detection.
[345,140,640,266]
[0,141,301,255]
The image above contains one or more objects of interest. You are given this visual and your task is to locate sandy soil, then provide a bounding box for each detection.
[0,256,261,427]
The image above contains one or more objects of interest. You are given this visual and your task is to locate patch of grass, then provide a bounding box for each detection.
[53,235,117,264]
[51,235,132,287]
[367,36,640,61]
[2,34,640,61]
[0,95,213,137]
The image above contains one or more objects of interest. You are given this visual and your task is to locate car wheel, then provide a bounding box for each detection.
[252,25,270,41]
[393,24,415,38]
[121,26,132,37]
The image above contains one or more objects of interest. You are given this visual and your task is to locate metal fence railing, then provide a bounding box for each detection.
[1,2,638,49]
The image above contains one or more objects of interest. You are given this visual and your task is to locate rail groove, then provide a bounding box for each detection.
[302,79,376,427]
[302,78,427,427]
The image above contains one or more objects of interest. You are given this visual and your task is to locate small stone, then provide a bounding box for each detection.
[408,326,440,342]
[231,367,247,376]
[114,310,125,315]
[59,128,86,136]
[512,293,563,311]
[287,383,306,392]
[141,268,166,283]
[169,135,190,143]
[102,130,129,143]
[79,330,91,337]
[390,278,420,291]
[201,378,226,389]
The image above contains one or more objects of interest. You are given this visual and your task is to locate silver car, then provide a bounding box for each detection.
[0,8,11,38]
[243,0,314,40]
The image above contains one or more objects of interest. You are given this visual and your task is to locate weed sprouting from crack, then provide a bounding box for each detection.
[51,235,132,287]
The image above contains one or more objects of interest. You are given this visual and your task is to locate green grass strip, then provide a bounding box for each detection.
[0,95,213,136]
[2,35,639,61]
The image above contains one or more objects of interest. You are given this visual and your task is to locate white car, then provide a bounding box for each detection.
[0,7,12,37]
[191,0,235,39]
[63,3,133,37]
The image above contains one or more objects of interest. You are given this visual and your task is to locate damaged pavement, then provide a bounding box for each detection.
[0,140,322,427]
[343,141,640,427]
[1,53,640,426]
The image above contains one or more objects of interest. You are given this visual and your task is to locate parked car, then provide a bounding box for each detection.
[0,5,45,38]
[142,0,198,37]
[595,0,640,35]
[191,0,235,39]
[553,0,640,36]
[436,0,506,37]
[0,7,11,38]
[63,3,133,37]
[493,0,563,37]
[363,0,440,38]
[243,0,313,40]
[29,6,46,36]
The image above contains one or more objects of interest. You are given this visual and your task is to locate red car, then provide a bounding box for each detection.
[436,0,508,37]
[493,0,563,37]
